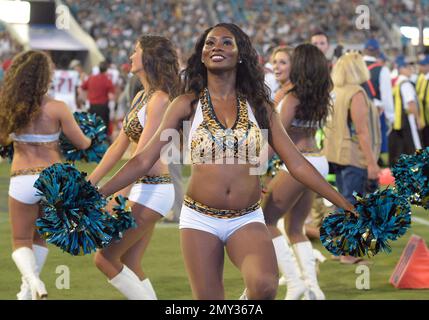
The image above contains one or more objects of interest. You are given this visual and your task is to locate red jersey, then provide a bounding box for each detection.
[81,73,114,105]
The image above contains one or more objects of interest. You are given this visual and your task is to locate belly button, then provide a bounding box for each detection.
[226,188,231,195]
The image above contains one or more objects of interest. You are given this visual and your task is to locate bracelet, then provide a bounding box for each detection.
[95,185,113,201]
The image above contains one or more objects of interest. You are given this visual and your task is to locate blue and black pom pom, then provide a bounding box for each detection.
[34,163,136,256]
[321,189,411,257]
[108,195,137,241]
[320,209,363,257]
[392,147,429,210]
[60,112,108,163]
[265,154,283,178]
[0,143,14,162]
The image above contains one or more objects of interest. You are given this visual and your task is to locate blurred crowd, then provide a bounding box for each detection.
[2,0,424,84]
[64,0,209,66]
[374,0,429,27]
[213,0,388,61]
[0,22,23,85]
[64,0,392,64]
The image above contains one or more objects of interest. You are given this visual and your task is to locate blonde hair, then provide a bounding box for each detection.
[331,52,370,87]
[270,45,294,64]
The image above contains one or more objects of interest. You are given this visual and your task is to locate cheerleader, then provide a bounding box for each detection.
[97,24,355,300]
[263,45,294,186]
[0,51,91,299]
[272,46,294,106]
[88,35,180,300]
[263,44,333,300]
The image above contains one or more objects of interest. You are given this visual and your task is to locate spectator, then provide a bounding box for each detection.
[69,59,89,111]
[323,52,381,264]
[81,61,115,137]
[310,30,330,57]
[389,56,422,166]
[52,58,80,113]
[361,39,395,169]
[415,55,429,147]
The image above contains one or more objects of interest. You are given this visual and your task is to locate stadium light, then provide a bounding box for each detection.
[0,0,31,24]
[400,26,429,46]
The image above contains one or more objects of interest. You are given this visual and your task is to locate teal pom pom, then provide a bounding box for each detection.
[0,143,13,162]
[353,189,411,255]
[265,154,283,178]
[60,112,108,163]
[108,195,137,240]
[320,209,363,257]
[392,147,429,209]
[321,189,411,257]
[34,163,113,255]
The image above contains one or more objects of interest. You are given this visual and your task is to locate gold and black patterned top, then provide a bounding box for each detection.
[189,88,263,165]
[123,90,154,143]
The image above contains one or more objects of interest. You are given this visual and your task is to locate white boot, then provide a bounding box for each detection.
[313,248,327,275]
[108,265,153,300]
[141,278,157,300]
[278,275,287,286]
[17,245,49,300]
[239,288,248,300]
[272,236,307,300]
[276,218,286,236]
[11,247,48,300]
[293,241,325,300]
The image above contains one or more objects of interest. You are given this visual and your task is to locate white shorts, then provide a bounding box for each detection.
[179,201,266,243]
[128,183,175,216]
[9,175,41,205]
[281,155,329,178]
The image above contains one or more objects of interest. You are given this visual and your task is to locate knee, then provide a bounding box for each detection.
[133,211,160,227]
[193,291,224,300]
[247,275,278,300]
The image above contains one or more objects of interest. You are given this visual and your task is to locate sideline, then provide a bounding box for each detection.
[412,216,429,227]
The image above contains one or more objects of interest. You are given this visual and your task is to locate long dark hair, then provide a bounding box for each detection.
[0,50,52,145]
[138,35,180,100]
[288,44,333,129]
[181,23,274,130]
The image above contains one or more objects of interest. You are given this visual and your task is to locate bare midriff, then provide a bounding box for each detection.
[288,127,320,154]
[186,163,262,209]
[11,142,62,172]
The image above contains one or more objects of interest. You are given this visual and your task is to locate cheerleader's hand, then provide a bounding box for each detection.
[343,202,358,218]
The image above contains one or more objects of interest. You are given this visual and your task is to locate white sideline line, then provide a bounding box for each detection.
[412,216,429,227]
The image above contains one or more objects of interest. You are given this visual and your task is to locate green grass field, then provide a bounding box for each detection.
[1,160,429,300]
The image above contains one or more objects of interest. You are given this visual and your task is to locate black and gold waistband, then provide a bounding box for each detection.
[183,195,261,219]
[11,166,46,177]
[136,174,172,184]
